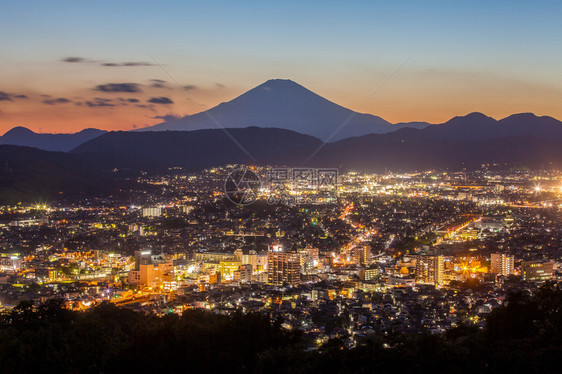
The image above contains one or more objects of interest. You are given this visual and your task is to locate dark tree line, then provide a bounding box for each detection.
[0,301,297,373]
[2,284,562,373]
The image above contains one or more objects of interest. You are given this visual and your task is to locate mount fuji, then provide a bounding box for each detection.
[137,79,429,141]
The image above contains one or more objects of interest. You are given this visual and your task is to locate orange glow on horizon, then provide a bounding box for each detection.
[1,75,561,134]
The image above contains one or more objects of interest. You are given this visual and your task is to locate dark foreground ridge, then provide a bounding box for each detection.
[1,284,561,374]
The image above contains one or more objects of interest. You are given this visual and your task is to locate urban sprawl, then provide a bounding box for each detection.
[1,165,561,349]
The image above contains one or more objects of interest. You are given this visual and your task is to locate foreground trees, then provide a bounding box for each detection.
[1,284,562,373]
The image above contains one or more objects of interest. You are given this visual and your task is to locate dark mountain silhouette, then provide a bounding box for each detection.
[137,79,430,141]
[0,126,106,152]
[74,111,562,172]
[315,133,562,172]
[4,112,562,202]
[310,112,562,171]
[0,145,114,204]
[408,112,562,141]
[72,127,322,171]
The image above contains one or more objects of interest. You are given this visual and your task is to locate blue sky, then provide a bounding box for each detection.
[1,0,561,132]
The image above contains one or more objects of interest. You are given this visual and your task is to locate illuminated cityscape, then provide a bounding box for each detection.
[2,166,562,322]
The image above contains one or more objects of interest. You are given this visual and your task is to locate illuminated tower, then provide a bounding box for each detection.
[415,255,444,286]
[134,250,152,270]
[490,253,514,276]
[352,245,371,266]
[267,251,301,286]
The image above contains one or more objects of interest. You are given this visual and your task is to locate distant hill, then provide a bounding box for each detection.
[312,112,562,171]
[408,112,562,141]
[72,127,322,171]
[137,79,430,141]
[316,133,562,172]
[74,112,562,172]
[0,145,114,204]
[4,112,562,203]
[0,127,106,152]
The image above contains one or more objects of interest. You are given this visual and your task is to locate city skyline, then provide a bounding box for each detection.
[1,0,562,133]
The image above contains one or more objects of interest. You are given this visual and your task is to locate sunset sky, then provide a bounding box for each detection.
[1,0,561,134]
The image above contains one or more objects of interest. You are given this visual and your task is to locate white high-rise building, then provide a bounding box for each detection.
[490,253,514,276]
[142,207,162,217]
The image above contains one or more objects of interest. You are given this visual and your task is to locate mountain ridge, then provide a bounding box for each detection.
[72,117,562,173]
[3,112,562,203]
[0,126,107,152]
[0,144,114,204]
[2,78,561,152]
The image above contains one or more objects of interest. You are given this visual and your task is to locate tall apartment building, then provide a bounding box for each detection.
[142,207,162,217]
[352,245,371,266]
[134,250,153,270]
[234,249,258,270]
[490,253,515,276]
[267,251,301,286]
[233,264,253,283]
[415,255,444,286]
[298,247,320,274]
